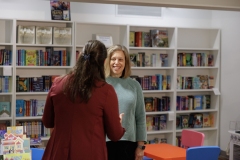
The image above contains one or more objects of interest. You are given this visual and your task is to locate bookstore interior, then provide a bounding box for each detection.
[0,0,240,159]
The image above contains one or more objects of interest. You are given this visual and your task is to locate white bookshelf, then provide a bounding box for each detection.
[0,19,220,146]
[74,23,220,146]
[0,19,14,127]
[176,27,220,146]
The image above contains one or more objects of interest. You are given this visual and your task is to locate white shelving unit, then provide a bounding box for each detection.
[11,19,74,142]
[176,28,220,146]
[0,19,14,127]
[0,19,220,146]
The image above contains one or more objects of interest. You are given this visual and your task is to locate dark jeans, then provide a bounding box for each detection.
[107,141,138,160]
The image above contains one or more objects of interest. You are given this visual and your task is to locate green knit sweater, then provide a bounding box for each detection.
[106,77,147,142]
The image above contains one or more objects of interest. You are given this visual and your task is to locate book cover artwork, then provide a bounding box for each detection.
[50,0,71,21]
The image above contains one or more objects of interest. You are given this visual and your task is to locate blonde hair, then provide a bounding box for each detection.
[105,45,131,78]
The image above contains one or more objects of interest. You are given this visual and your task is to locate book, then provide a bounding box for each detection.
[144,97,154,112]
[141,32,151,47]
[16,99,25,117]
[135,32,142,47]
[32,77,44,92]
[160,54,168,67]
[193,113,203,128]
[197,75,209,89]
[203,113,211,127]
[25,50,37,66]
[150,29,169,47]
[159,114,167,130]
[36,100,46,116]
[180,115,189,128]
[146,116,153,131]
[194,95,203,110]
[0,102,11,117]
[129,53,137,67]
[208,76,214,89]
[50,0,71,21]
[129,31,135,47]
[17,77,28,92]
[52,51,61,66]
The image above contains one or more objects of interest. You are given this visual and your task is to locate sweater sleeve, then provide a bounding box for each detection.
[42,84,55,128]
[103,85,125,141]
[134,81,147,142]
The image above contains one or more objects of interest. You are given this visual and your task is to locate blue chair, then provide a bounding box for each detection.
[186,146,221,160]
[143,156,153,160]
[30,148,45,160]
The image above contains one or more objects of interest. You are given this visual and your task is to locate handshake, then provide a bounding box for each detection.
[119,113,124,124]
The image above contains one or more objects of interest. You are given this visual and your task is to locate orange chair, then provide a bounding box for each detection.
[181,129,205,148]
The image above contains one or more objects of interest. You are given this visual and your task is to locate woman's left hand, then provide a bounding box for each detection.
[135,147,144,160]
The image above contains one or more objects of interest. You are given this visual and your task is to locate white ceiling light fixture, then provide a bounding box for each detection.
[116,4,162,18]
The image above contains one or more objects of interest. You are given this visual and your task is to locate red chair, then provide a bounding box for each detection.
[181,129,205,148]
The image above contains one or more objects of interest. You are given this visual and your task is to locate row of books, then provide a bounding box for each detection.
[144,96,170,112]
[16,48,70,66]
[0,76,11,93]
[176,95,211,111]
[176,113,214,129]
[129,30,169,47]
[147,137,167,144]
[131,74,171,90]
[146,114,167,131]
[16,121,51,138]
[177,52,214,67]
[16,99,45,117]
[16,75,59,92]
[0,49,12,66]
[130,52,168,67]
[177,75,214,89]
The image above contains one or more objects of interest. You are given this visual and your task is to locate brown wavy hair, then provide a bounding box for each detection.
[62,40,107,103]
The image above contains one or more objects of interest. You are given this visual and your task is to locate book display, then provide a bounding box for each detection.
[0,18,220,147]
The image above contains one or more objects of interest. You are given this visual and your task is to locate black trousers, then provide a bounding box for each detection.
[106,141,138,160]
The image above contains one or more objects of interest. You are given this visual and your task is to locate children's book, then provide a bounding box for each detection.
[144,97,153,112]
[25,50,37,66]
[193,113,203,128]
[36,100,46,116]
[50,0,71,21]
[0,102,11,117]
[16,99,25,117]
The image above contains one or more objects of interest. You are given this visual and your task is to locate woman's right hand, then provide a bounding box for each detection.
[119,113,124,124]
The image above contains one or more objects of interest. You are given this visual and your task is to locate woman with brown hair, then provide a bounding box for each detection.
[42,40,125,160]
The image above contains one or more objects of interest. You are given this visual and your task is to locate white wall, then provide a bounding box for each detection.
[212,10,240,151]
[0,0,238,151]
